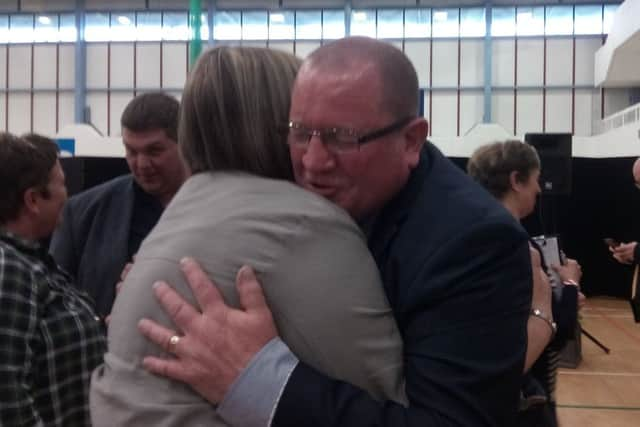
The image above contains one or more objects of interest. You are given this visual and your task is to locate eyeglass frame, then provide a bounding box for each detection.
[286,116,416,153]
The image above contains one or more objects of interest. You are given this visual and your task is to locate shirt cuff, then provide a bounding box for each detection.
[217,337,299,427]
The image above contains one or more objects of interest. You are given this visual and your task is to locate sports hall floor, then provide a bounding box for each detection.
[556,297,640,426]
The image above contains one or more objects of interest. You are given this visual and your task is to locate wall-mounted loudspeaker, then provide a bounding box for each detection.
[525,133,572,196]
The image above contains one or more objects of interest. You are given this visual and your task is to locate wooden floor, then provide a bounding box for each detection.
[556,297,640,427]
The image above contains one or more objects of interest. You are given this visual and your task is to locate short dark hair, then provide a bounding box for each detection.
[467,140,540,200]
[0,132,59,224]
[121,92,179,142]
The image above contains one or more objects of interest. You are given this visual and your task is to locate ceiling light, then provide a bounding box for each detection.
[270,13,285,23]
[117,15,131,26]
[38,16,51,25]
[433,11,448,22]
[353,12,367,22]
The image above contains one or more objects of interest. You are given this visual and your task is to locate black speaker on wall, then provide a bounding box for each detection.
[525,133,572,196]
[60,157,129,197]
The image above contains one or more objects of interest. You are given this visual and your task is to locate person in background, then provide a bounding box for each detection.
[137,37,535,427]
[610,157,640,264]
[0,132,106,426]
[468,139,584,427]
[90,46,405,427]
[50,92,186,317]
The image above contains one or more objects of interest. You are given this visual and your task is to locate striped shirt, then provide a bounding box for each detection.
[0,230,106,426]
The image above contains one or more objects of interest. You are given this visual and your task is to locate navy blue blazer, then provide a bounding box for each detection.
[50,175,137,317]
[273,143,532,427]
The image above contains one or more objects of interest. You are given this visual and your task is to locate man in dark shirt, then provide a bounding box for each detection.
[0,132,106,426]
[50,92,186,317]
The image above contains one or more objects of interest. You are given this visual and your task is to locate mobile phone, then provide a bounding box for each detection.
[604,238,620,247]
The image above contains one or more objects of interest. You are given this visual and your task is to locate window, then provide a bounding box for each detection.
[516,6,544,36]
[404,8,430,38]
[322,10,344,40]
[136,12,162,41]
[460,7,485,38]
[432,8,458,38]
[0,15,8,43]
[269,10,294,40]
[199,12,210,41]
[351,9,376,38]
[603,4,619,34]
[492,7,515,36]
[545,5,573,36]
[34,14,59,42]
[242,11,268,40]
[111,12,136,41]
[163,12,189,41]
[377,9,403,39]
[59,13,76,42]
[295,10,321,39]
[574,5,602,35]
[214,11,240,40]
[9,14,34,43]
[85,12,109,42]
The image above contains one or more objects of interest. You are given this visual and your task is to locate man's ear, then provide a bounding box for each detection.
[22,188,41,216]
[404,118,428,168]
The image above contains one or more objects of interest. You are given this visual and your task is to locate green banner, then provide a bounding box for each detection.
[189,0,202,68]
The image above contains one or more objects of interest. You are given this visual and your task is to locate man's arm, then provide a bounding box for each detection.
[140,223,531,426]
[0,249,43,426]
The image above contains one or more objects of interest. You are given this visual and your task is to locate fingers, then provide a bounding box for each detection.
[180,257,225,312]
[153,280,201,332]
[142,356,189,384]
[138,318,182,355]
[236,266,269,312]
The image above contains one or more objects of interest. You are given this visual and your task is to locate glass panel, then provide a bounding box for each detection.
[516,6,544,36]
[377,9,403,39]
[34,14,58,42]
[200,12,209,41]
[351,9,376,37]
[214,11,241,40]
[404,8,430,38]
[0,15,8,43]
[136,12,161,41]
[574,5,602,35]
[163,11,189,41]
[9,14,34,43]
[545,5,573,35]
[59,13,76,42]
[111,12,136,41]
[85,12,110,42]
[432,8,458,38]
[322,9,344,39]
[460,7,485,37]
[603,4,618,34]
[269,10,294,40]
[492,6,515,36]
[295,10,321,39]
[242,11,268,40]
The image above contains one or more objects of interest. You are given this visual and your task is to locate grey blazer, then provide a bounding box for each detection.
[90,172,405,427]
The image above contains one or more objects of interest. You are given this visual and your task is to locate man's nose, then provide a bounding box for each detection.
[302,136,335,171]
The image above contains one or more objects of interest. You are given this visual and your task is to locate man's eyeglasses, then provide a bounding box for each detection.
[287,117,414,154]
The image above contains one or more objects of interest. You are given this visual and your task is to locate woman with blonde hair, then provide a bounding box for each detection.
[90,46,405,426]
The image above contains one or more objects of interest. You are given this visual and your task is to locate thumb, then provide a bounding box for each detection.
[236,265,269,312]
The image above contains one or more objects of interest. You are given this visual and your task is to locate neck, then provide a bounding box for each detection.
[3,218,40,241]
[501,195,522,221]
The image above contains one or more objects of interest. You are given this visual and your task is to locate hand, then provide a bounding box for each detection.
[551,258,582,284]
[578,291,587,310]
[611,242,637,265]
[138,257,278,404]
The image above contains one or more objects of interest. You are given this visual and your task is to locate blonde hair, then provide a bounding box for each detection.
[179,46,301,180]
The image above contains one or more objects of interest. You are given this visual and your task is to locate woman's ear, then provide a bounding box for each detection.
[509,170,521,192]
